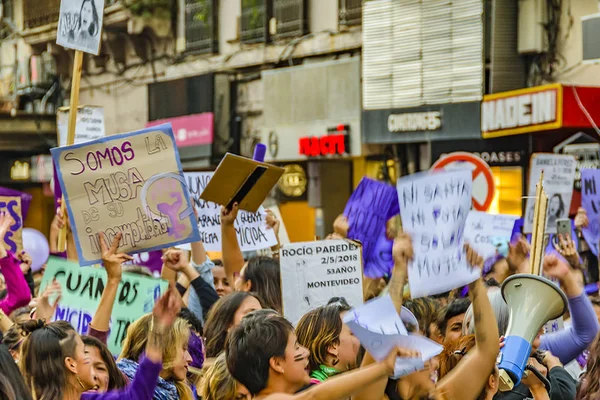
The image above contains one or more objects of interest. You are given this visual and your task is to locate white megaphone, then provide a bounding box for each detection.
[497,274,567,392]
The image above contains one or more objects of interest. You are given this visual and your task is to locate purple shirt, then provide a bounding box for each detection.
[81,356,161,400]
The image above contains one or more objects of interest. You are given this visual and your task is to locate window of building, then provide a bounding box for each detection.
[185,0,218,54]
[241,0,307,44]
[339,0,361,27]
[241,0,270,43]
[23,0,60,30]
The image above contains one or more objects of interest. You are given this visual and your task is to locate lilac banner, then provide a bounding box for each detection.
[122,250,164,274]
[0,187,32,221]
[581,169,600,255]
[344,178,399,278]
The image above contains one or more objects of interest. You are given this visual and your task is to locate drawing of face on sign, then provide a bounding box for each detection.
[142,172,195,240]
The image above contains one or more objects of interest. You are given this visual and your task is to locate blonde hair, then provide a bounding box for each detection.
[119,314,194,400]
[199,352,238,400]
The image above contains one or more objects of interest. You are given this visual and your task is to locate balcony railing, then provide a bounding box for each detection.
[241,0,269,43]
[185,0,218,53]
[339,0,362,26]
[272,0,306,40]
[23,0,60,30]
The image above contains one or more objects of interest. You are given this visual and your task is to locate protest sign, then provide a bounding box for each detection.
[0,196,22,253]
[343,295,443,379]
[581,169,600,255]
[280,240,363,324]
[0,187,31,220]
[397,169,479,298]
[51,123,200,266]
[344,178,398,279]
[464,211,519,261]
[266,205,290,245]
[57,0,105,55]
[41,257,167,354]
[524,154,576,234]
[57,106,105,147]
[182,172,278,252]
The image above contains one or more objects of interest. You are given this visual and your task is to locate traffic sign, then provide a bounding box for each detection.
[432,152,496,211]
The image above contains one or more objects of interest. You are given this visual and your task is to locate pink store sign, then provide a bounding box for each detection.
[146,113,214,148]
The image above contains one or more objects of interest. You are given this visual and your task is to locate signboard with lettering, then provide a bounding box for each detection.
[146,113,214,148]
[280,240,364,325]
[388,111,442,132]
[51,123,201,266]
[57,106,105,147]
[0,196,22,253]
[481,84,561,138]
[299,126,351,157]
[41,257,167,354]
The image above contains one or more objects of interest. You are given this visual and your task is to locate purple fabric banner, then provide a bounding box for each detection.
[53,162,63,210]
[122,250,164,274]
[581,169,600,255]
[0,187,32,220]
[343,178,399,278]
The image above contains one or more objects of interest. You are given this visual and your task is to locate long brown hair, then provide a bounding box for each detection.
[199,352,238,400]
[577,332,600,400]
[19,320,78,400]
[119,314,194,400]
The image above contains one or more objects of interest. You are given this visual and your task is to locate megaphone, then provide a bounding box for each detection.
[497,274,567,392]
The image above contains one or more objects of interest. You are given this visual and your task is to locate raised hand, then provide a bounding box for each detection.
[152,285,182,329]
[575,207,589,231]
[507,236,530,273]
[464,243,484,271]
[18,251,32,274]
[333,215,349,238]
[557,233,580,269]
[265,209,281,237]
[383,347,421,375]
[221,203,239,227]
[31,279,62,321]
[392,232,413,266]
[162,248,187,272]
[542,254,572,282]
[100,232,133,281]
[0,211,14,258]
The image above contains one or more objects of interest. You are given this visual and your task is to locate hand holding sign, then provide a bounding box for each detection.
[392,233,414,266]
[383,347,422,375]
[0,211,13,258]
[221,203,239,226]
[100,232,133,281]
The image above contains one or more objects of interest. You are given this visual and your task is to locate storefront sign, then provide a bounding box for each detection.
[10,160,30,181]
[146,113,213,148]
[388,111,442,132]
[481,86,558,137]
[299,126,350,157]
[432,137,528,168]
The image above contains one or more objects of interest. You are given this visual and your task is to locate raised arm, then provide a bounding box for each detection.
[0,212,31,315]
[221,204,244,285]
[88,232,133,343]
[436,244,500,399]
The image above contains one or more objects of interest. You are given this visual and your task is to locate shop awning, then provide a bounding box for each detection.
[481,83,600,139]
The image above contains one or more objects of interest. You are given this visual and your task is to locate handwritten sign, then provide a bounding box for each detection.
[344,178,398,279]
[397,169,479,298]
[343,295,443,379]
[581,169,600,255]
[57,0,105,55]
[57,106,105,147]
[40,257,167,354]
[280,240,363,325]
[524,154,576,234]
[182,172,277,252]
[51,124,200,266]
[0,196,22,254]
[464,211,518,261]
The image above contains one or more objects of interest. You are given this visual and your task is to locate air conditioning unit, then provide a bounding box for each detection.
[582,13,600,64]
[518,0,547,54]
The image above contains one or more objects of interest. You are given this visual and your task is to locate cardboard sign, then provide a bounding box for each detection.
[40,257,168,354]
[57,0,105,55]
[524,154,576,234]
[200,153,284,213]
[280,240,364,325]
[397,170,479,298]
[464,211,519,261]
[57,106,105,146]
[51,123,200,266]
[0,196,22,254]
[344,178,398,279]
[581,169,600,255]
[182,172,278,252]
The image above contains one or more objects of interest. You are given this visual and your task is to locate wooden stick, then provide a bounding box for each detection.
[57,50,84,253]
[530,171,548,276]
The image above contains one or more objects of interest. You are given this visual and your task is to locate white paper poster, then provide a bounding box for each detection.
[280,240,364,325]
[397,169,479,298]
[57,0,105,55]
[57,106,105,146]
[343,295,443,379]
[464,211,519,261]
[524,154,577,234]
[182,172,278,252]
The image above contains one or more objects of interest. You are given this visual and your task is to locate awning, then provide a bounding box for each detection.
[481,83,600,139]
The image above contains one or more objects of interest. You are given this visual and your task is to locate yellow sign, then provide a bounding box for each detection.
[278,164,307,197]
[481,84,563,138]
[10,161,30,181]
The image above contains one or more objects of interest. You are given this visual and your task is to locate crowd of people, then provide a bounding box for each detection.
[1,192,600,400]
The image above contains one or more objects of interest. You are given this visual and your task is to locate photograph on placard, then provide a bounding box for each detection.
[57,0,105,55]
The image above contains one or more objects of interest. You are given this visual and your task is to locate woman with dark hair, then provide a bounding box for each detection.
[204,291,263,358]
[0,344,32,400]
[81,336,127,393]
[77,0,100,39]
[547,193,565,229]
[235,256,282,312]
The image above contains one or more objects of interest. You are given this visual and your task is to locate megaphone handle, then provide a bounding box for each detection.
[524,365,551,393]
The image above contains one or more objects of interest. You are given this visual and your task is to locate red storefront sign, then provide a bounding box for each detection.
[298,125,350,157]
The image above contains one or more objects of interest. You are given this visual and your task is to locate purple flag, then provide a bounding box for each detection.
[581,169,600,255]
[344,178,399,278]
[122,250,164,274]
[0,187,32,220]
